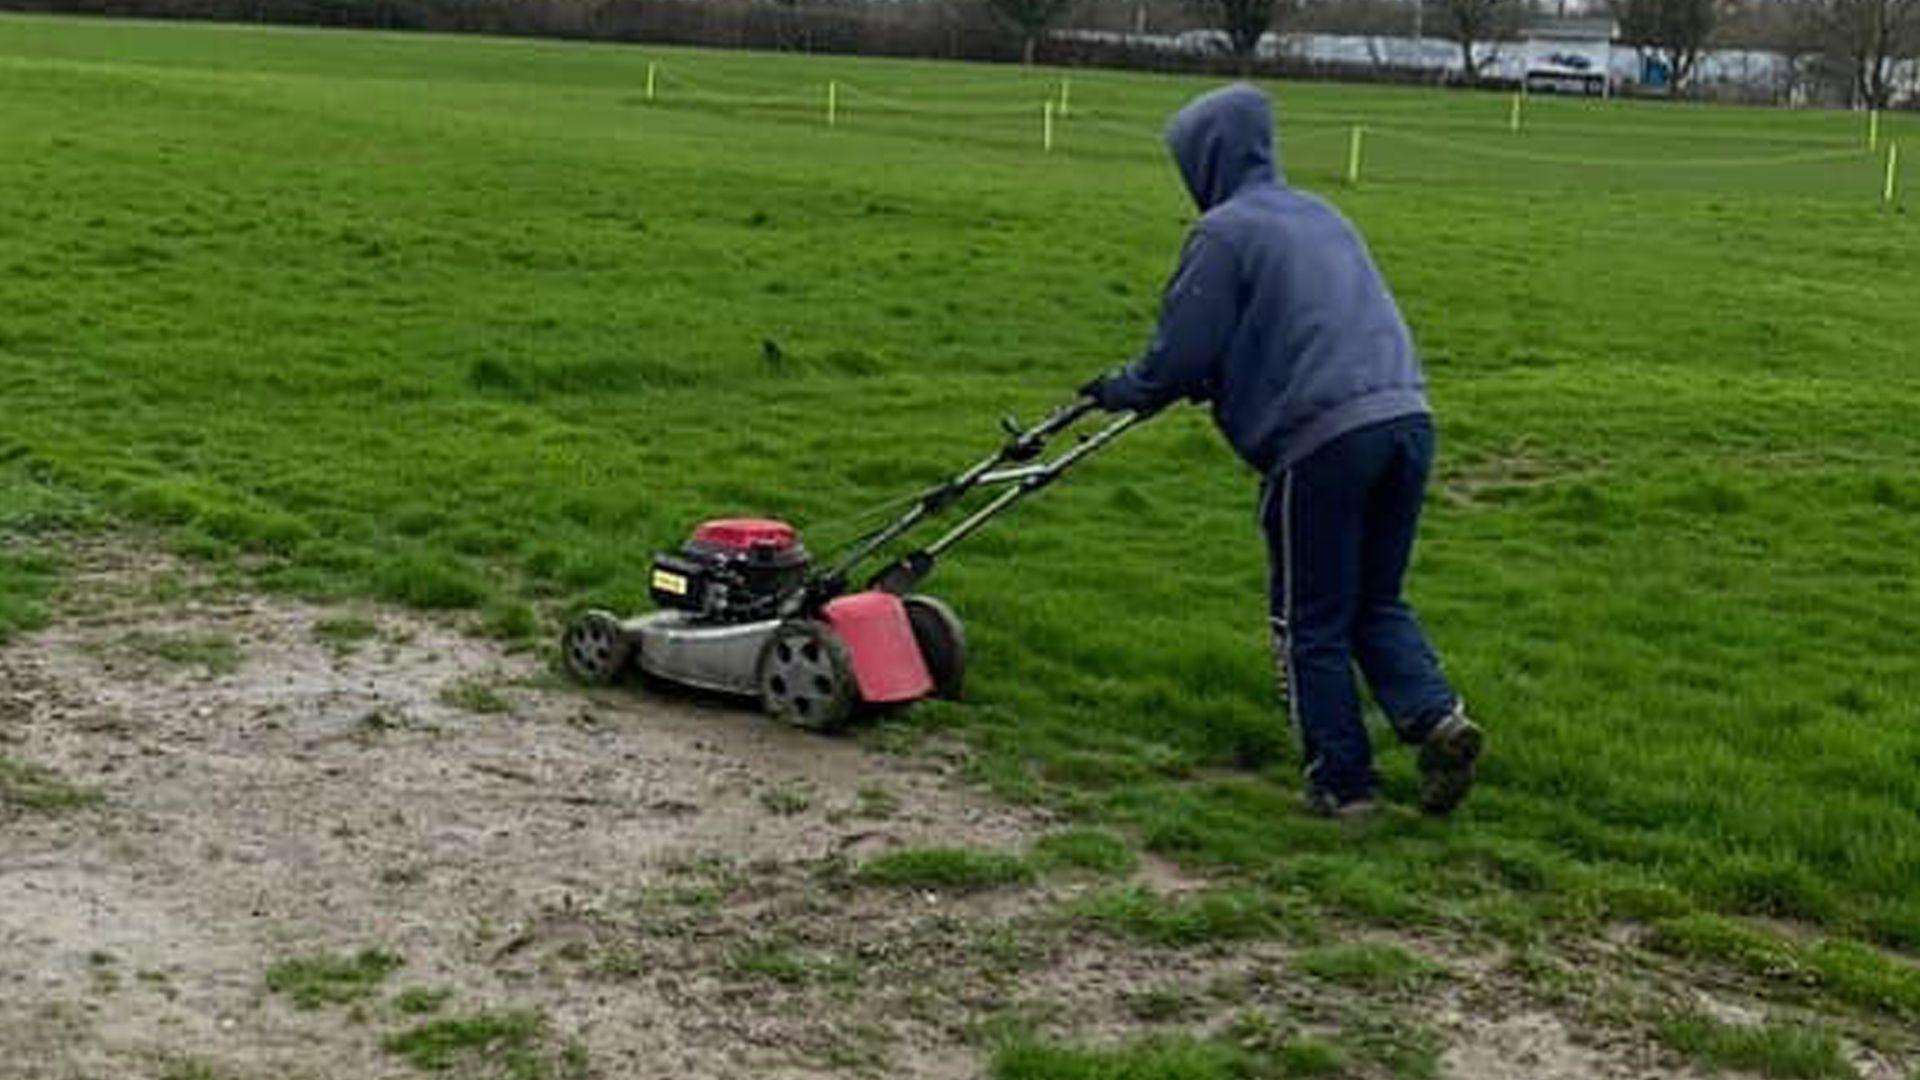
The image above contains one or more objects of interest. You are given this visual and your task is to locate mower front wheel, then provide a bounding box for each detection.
[562,610,633,685]
[757,620,858,732]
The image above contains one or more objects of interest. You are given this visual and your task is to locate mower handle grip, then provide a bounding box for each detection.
[1003,398,1100,461]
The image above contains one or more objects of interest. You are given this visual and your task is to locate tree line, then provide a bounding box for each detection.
[1609,0,1916,106]
[3,0,1913,106]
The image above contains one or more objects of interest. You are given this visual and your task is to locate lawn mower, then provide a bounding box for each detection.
[561,397,1145,730]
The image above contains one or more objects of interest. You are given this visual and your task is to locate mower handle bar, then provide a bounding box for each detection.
[918,407,1143,561]
[799,397,1140,607]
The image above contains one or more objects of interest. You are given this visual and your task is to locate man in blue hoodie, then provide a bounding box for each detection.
[1082,83,1483,819]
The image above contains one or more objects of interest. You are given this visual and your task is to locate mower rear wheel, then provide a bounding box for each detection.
[903,594,966,701]
[562,610,632,685]
[757,620,858,732]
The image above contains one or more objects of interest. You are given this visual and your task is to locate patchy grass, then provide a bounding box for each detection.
[1273,1039,1347,1078]
[158,1061,230,1080]
[311,615,379,654]
[1338,1016,1444,1080]
[0,548,59,644]
[480,599,541,644]
[1031,828,1139,877]
[393,987,454,1015]
[849,832,1133,894]
[759,781,814,817]
[0,755,98,815]
[729,944,859,987]
[856,846,1036,892]
[1659,1013,1857,1080]
[816,1020,894,1073]
[1292,943,1448,992]
[991,1035,1253,1080]
[264,949,403,1010]
[1069,887,1303,948]
[382,1009,583,1079]
[992,1030,1362,1080]
[123,631,241,676]
[1124,985,1203,1023]
[850,782,901,819]
[437,677,511,714]
[1648,914,1920,1019]
[0,458,98,642]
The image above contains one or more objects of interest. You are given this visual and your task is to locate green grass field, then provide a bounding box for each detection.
[3,10,1919,1059]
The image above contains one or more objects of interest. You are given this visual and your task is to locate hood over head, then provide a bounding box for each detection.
[1164,84,1282,211]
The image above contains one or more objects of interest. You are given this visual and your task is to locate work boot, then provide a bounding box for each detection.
[1418,705,1484,815]
[1302,787,1377,821]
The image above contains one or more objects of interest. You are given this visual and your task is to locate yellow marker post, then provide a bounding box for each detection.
[1043,99,1055,152]
[1509,91,1522,134]
[1887,141,1901,208]
[646,62,657,102]
[1060,78,1071,118]
[1346,125,1364,186]
[1869,108,1880,152]
[827,80,838,128]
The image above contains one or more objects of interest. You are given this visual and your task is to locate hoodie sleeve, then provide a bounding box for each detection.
[1096,228,1240,412]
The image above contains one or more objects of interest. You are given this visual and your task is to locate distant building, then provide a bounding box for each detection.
[1520,17,1619,96]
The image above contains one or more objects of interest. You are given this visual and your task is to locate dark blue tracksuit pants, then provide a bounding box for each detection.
[1260,414,1456,801]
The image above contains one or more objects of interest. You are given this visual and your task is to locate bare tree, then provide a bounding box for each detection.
[1719,0,1825,101]
[988,0,1076,62]
[1613,0,1719,94]
[1803,0,1920,107]
[1184,0,1306,73]
[1426,0,1526,81]
[1206,0,1267,70]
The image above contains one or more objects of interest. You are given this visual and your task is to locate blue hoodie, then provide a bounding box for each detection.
[1096,84,1430,475]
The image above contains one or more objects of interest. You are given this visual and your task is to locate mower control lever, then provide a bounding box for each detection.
[1002,399,1099,463]
[1001,413,1044,462]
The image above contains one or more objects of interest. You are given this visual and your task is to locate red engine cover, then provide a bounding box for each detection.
[692,518,798,553]
[822,592,935,704]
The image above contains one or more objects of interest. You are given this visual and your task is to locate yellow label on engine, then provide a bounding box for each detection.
[652,569,689,596]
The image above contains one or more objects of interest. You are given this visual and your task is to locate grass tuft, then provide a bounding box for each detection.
[850,782,901,819]
[1292,943,1447,991]
[1032,828,1139,877]
[729,944,858,986]
[265,948,403,1009]
[0,549,59,644]
[438,678,510,714]
[481,599,541,643]
[1648,914,1920,1018]
[857,846,1036,892]
[1658,1014,1856,1080]
[382,1009,572,1078]
[1124,985,1202,1023]
[158,1060,229,1080]
[759,781,813,816]
[124,631,241,675]
[1070,887,1300,948]
[373,554,487,611]
[393,987,454,1015]
[991,1035,1251,1080]
[0,756,99,814]
[312,615,379,654]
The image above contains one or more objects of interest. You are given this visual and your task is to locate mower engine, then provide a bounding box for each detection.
[648,519,809,624]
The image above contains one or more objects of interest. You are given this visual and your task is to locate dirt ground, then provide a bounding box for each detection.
[0,545,1895,1080]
